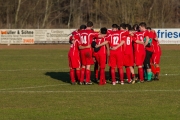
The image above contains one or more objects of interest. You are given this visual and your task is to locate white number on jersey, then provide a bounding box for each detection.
[126,37,131,45]
[113,36,119,45]
[81,36,87,44]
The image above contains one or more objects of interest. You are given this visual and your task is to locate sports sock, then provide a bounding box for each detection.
[111,68,116,82]
[86,69,91,83]
[147,72,153,80]
[70,69,75,83]
[126,67,131,82]
[99,68,105,85]
[118,67,124,82]
[76,70,81,82]
[144,70,147,80]
[131,74,135,79]
[151,64,156,75]
[156,66,160,74]
[138,68,144,81]
[94,63,99,79]
[80,68,85,82]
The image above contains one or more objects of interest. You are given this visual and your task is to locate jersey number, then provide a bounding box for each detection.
[126,37,130,45]
[81,36,87,44]
[113,36,119,45]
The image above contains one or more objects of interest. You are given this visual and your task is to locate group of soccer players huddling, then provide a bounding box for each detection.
[68,21,161,85]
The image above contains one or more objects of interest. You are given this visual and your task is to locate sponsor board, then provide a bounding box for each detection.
[0,29,34,44]
[0,29,179,44]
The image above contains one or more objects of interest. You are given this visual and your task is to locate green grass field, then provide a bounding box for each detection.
[0,44,180,120]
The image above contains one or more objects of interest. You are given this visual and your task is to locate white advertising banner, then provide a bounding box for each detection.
[0,28,179,44]
[0,29,35,44]
[154,28,180,44]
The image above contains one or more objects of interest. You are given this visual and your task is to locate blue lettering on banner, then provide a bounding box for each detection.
[157,30,180,39]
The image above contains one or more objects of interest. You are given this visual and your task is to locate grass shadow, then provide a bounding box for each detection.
[45,72,70,83]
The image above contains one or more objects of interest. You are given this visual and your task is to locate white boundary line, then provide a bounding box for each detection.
[0,84,70,91]
[0,90,180,93]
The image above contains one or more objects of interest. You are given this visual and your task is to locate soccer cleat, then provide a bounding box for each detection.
[116,81,119,84]
[79,82,83,85]
[140,80,145,83]
[154,73,159,81]
[112,82,116,85]
[85,82,93,85]
[120,81,124,85]
[132,77,136,84]
[71,82,76,85]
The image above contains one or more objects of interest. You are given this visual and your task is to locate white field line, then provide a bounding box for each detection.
[0,84,70,91]
[0,90,180,93]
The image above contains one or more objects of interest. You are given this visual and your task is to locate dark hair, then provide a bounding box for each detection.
[133,24,139,31]
[100,27,107,34]
[112,24,118,28]
[126,24,131,30]
[139,22,147,28]
[146,27,151,30]
[119,23,126,29]
[79,25,86,29]
[87,21,93,27]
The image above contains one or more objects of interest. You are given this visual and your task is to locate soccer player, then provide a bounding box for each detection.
[68,25,86,84]
[133,25,146,83]
[96,23,129,85]
[92,27,109,85]
[147,27,161,80]
[139,22,153,82]
[76,21,97,85]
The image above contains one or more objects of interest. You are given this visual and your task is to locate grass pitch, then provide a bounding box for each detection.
[0,44,179,120]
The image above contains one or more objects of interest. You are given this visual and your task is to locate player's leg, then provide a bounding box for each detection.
[68,55,76,84]
[109,52,116,85]
[154,53,161,80]
[99,54,106,85]
[125,66,131,83]
[143,50,153,81]
[93,58,99,83]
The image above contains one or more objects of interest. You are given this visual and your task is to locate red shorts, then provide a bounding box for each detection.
[123,54,134,66]
[94,52,106,69]
[151,53,161,64]
[134,51,145,66]
[68,54,81,69]
[108,50,124,68]
[80,49,94,66]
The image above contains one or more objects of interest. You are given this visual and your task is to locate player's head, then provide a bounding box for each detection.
[100,27,107,34]
[139,22,147,31]
[79,24,86,30]
[146,27,151,31]
[87,21,93,28]
[126,24,131,31]
[132,24,139,31]
[111,24,118,31]
[119,23,126,30]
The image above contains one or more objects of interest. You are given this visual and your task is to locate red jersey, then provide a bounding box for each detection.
[122,35,134,54]
[152,31,161,54]
[133,32,145,52]
[68,36,80,56]
[107,30,129,52]
[77,29,96,47]
[94,37,107,54]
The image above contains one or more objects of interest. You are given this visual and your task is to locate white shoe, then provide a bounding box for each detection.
[120,81,124,85]
[116,81,119,84]
[112,82,116,85]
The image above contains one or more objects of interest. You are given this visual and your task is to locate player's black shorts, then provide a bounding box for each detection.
[143,50,153,69]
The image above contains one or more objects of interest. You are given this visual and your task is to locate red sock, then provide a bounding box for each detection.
[70,69,75,83]
[86,69,91,83]
[131,74,135,79]
[156,67,160,74]
[138,68,144,81]
[151,64,156,75]
[99,68,105,85]
[111,68,116,82]
[118,67,124,82]
[80,68,85,82]
[126,67,131,82]
[76,70,80,82]
[94,63,99,79]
